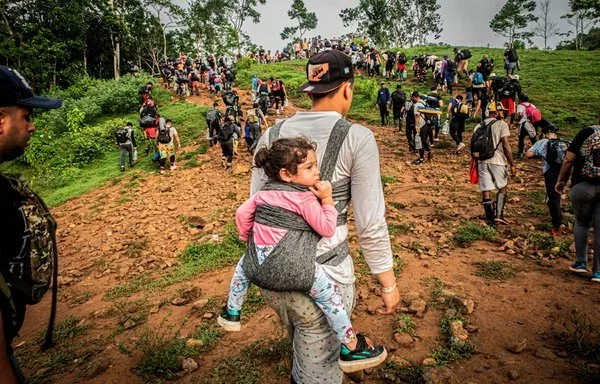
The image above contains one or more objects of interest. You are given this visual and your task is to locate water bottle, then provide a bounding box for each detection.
[415,133,423,150]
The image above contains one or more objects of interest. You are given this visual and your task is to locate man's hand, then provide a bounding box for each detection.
[555,181,565,194]
[510,165,516,176]
[377,287,400,315]
[309,181,332,200]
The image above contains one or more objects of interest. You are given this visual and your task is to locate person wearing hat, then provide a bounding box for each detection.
[525,120,569,237]
[375,81,391,125]
[0,65,62,383]
[250,50,399,384]
[472,101,516,226]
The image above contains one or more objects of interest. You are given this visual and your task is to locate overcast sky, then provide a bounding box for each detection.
[243,0,572,50]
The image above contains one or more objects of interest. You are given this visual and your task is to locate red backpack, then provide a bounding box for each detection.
[521,102,542,123]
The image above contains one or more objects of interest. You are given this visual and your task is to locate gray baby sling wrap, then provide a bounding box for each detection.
[241,118,353,292]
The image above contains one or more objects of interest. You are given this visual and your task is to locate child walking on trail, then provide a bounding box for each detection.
[218,137,387,373]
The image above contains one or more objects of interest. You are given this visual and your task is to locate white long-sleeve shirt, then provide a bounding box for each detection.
[250,111,393,284]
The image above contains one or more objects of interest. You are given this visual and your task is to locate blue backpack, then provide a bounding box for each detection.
[473,72,484,86]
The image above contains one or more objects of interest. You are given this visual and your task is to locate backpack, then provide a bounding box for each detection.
[581,127,600,179]
[226,106,239,125]
[0,175,59,349]
[140,115,156,128]
[405,103,416,126]
[462,49,472,59]
[185,58,192,67]
[157,119,171,144]
[454,101,470,119]
[206,108,220,122]
[446,60,456,73]
[190,72,200,82]
[424,94,440,109]
[391,91,406,106]
[522,102,542,123]
[140,105,157,118]
[115,127,130,144]
[218,122,234,142]
[546,138,571,168]
[246,108,259,124]
[398,53,407,64]
[222,91,238,106]
[492,76,510,93]
[470,119,499,160]
[472,72,484,86]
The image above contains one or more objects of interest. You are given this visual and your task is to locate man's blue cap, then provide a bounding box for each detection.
[0,65,62,109]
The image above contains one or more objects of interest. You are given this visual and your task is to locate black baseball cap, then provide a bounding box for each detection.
[0,65,62,109]
[298,50,353,94]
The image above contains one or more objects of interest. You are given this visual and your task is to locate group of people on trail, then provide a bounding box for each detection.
[160,52,236,98]
[251,75,289,116]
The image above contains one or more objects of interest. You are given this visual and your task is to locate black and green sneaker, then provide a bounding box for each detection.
[338,333,387,373]
[217,307,241,332]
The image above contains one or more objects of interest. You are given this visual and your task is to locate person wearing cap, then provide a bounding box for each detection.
[555,112,600,281]
[250,50,399,384]
[525,120,568,237]
[375,81,391,126]
[472,101,516,226]
[0,65,62,384]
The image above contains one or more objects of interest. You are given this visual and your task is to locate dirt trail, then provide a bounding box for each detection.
[15,83,599,384]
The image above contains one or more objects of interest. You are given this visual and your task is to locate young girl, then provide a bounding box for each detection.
[218,137,387,372]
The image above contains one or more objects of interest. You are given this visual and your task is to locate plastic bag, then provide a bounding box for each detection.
[441,120,450,135]
[132,149,138,162]
[469,158,479,184]
[415,133,423,150]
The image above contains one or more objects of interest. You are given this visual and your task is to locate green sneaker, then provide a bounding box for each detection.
[217,307,241,332]
[338,334,387,373]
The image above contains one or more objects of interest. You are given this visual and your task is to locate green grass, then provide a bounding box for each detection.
[200,339,292,384]
[429,314,475,366]
[0,102,207,207]
[474,261,517,283]
[381,175,397,187]
[388,222,414,235]
[454,222,499,246]
[395,315,417,336]
[379,361,425,384]
[105,224,245,299]
[235,48,599,138]
[135,323,223,380]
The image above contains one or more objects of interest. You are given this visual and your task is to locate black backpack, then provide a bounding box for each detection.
[460,49,472,59]
[157,122,171,144]
[391,91,406,106]
[492,76,510,93]
[546,138,571,168]
[397,53,407,64]
[405,103,416,126]
[185,57,192,67]
[115,128,129,144]
[218,122,234,142]
[446,60,456,73]
[470,119,499,160]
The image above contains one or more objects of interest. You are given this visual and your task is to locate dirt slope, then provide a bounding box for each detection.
[15,85,599,384]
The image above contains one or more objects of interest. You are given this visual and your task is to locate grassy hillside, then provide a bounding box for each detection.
[236,47,599,138]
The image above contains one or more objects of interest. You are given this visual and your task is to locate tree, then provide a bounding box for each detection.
[532,0,560,49]
[340,0,442,48]
[490,0,538,44]
[223,0,267,54]
[280,0,318,41]
[556,26,600,50]
[561,0,600,50]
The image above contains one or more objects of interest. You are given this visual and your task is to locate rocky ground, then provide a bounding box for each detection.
[14,86,600,384]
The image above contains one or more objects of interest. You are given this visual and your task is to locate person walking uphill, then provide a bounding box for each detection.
[375,81,391,125]
[218,115,241,171]
[156,118,181,174]
[556,114,600,282]
[525,120,569,237]
[471,101,516,227]
[250,50,400,384]
[115,122,137,172]
[0,65,62,384]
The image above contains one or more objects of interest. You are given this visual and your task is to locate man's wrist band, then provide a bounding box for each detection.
[381,283,397,293]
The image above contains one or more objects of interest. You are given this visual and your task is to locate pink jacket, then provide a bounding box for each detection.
[236,190,337,246]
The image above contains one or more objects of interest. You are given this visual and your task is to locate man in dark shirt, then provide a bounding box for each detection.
[556,116,600,281]
[390,84,406,131]
[375,81,391,126]
[0,65,62,384]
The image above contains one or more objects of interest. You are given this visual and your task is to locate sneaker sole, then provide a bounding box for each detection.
[592,277,600,283]
[338,348,388,373]
[217,316,241,332]
[569,267,588,273]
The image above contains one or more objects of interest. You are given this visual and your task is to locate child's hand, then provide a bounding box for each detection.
[309,181,333,202]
